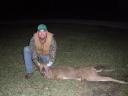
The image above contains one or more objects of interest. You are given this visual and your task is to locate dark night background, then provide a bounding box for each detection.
[1,1,128,96]
[0,0,128,22]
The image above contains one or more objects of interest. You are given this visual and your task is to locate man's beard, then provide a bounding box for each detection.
[40,37,46,44]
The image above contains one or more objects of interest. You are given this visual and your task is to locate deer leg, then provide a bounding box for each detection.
[87,75,127,84]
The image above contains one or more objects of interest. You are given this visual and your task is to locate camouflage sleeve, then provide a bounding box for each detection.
[49,37,57,63]
[29,36,39,64]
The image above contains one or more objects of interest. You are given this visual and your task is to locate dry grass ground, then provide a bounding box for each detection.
[0,22,128,96]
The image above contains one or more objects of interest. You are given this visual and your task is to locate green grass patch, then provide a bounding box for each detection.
[0,23,128,96]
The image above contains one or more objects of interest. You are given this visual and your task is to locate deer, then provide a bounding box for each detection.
[35,61,128,84]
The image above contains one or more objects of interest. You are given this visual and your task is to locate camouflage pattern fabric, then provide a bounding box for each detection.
[29,36,57,64]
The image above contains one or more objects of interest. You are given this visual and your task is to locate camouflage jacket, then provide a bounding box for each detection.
[29,32,57,64]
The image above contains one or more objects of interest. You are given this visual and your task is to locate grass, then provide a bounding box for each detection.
[0,22,128,96]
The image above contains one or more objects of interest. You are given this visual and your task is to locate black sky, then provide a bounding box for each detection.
[0,0,128,21]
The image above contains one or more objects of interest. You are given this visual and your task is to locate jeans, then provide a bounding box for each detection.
[23,46,49,73]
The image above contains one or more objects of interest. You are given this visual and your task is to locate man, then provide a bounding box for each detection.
[23,24,57,78]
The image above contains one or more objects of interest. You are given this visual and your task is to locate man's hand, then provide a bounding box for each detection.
[47,61,53,67]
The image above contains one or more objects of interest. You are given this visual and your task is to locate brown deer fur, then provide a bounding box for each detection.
[36,62,127,84]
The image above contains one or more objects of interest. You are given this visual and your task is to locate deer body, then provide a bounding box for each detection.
[36,62,127,84]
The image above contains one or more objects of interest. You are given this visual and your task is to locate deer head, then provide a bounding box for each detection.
[35,61,49,77]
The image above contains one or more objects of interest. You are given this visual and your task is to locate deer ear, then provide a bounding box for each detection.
[40,62,48,71]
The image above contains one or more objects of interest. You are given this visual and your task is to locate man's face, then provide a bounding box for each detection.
[38,30,47,39]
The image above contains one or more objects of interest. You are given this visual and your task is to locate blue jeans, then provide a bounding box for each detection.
[23,46,49,73]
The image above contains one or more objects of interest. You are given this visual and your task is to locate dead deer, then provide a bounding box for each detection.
[36,62,128,84]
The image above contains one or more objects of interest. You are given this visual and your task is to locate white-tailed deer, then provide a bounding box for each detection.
[36,62,128,84]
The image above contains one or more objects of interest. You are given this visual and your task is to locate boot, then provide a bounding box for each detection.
[24,73,33,79]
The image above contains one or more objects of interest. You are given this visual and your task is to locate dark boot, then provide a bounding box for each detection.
[24,73,33,79]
